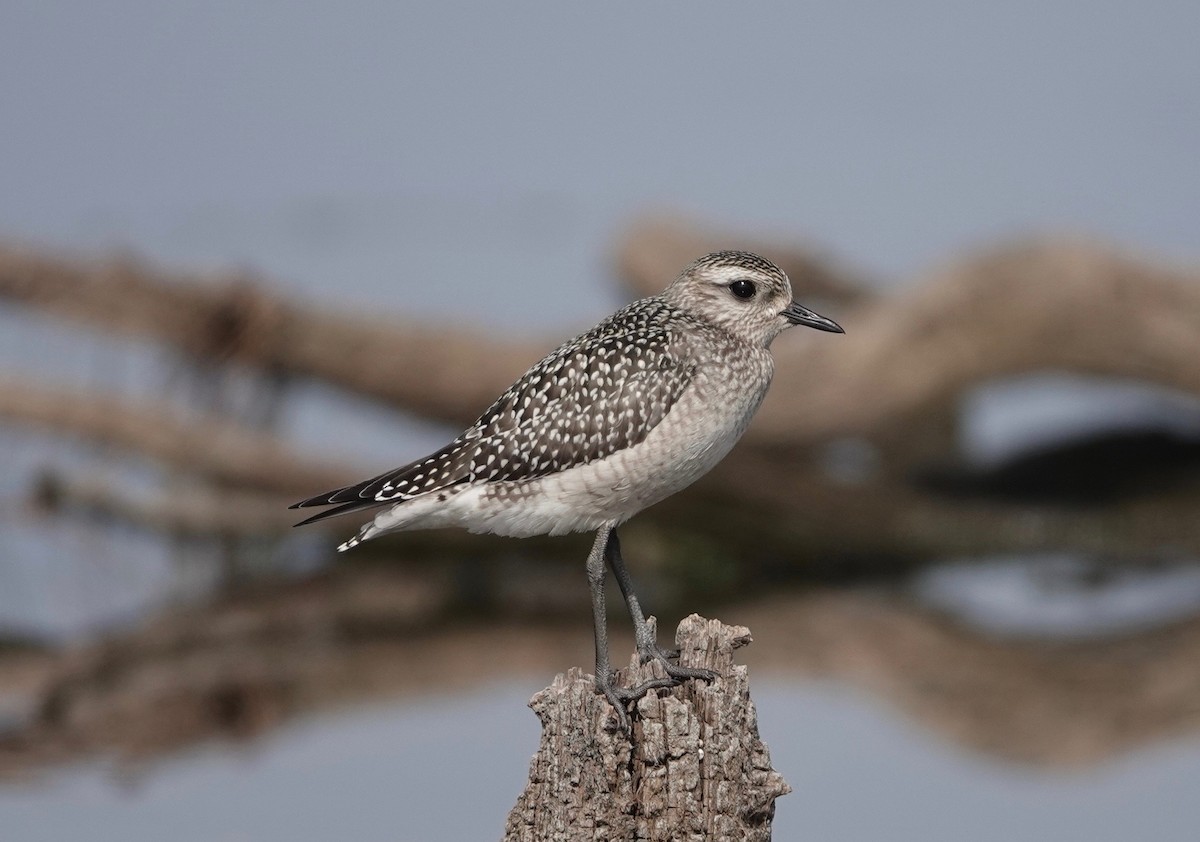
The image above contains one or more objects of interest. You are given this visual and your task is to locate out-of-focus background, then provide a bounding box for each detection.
[3,2,1200,840]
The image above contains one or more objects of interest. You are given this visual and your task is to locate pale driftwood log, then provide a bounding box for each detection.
[504,615,789,842]
[7,229,1200,461]
[753,238,1200,453]
[618,223,1200,456]
[0,242,545,427]
[0,375,352,495]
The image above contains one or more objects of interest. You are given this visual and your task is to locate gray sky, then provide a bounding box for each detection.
[2,1,1197,311]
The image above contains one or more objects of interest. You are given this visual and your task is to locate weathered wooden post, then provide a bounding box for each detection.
[503,615,790,841]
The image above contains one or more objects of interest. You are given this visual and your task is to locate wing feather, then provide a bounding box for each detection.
[291,299,693,523]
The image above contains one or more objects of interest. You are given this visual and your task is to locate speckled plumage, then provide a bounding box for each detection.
[293,251,841,551]
[315,298,697,502]
[292,251,842,725]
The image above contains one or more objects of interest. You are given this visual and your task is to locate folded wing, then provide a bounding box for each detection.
[290,301,694,526]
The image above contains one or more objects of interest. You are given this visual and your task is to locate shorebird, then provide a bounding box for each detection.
[291,251,843,728]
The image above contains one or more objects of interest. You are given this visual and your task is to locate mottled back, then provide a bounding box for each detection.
[296,298,697,511]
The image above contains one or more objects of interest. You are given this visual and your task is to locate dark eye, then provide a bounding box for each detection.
[729,279,756,300]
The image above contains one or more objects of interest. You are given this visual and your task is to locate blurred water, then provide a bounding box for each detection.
[0,685,539,842]
[913,555,1200,638]
[2,680,1197,842]
[0,428,174,642]
[766,683,1200,842]
[960,375,1200,469]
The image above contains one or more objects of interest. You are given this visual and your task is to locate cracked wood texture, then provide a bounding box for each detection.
[503,615,789,842]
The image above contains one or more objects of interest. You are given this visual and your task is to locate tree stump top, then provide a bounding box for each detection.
[504,615,790,841]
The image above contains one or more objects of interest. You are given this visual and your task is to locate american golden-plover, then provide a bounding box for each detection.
[292,251,843,728]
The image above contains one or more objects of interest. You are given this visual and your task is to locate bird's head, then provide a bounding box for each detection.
[663,250,844,346]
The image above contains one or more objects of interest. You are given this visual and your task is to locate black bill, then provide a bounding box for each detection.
[781,301,844,333]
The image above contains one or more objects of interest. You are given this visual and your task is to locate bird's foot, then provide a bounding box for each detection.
[594,648,719,731]
[638,641,719,685]
[593,670,677,732]
[646,644,681,662]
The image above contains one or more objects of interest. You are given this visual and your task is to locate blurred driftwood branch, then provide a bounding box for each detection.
[617,216,1200,455]
[0,579,1196,777]
[32,470,299,537]
[5,218,1200,566]
[504,616,788,842]
[0,242,545,426]
[7,225,1200,457]
[0,375,349,495]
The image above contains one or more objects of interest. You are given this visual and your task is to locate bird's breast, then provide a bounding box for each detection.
[467,350,774,537]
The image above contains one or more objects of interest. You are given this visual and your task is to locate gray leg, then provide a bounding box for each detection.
[605,529,717,686]
[586,525,622,721]
[587,525,676,731]
[604,529,657,654]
